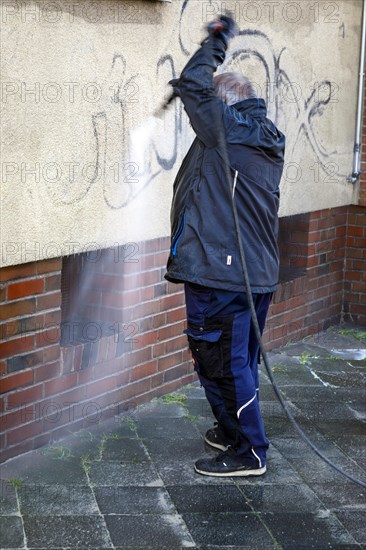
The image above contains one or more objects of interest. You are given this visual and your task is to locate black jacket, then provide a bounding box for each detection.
[165,35,286,293]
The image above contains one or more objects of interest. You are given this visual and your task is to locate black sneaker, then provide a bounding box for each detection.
[204,425,230,451]
[194,448,266,477]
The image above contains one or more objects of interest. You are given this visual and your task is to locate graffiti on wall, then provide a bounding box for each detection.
[51,0,348,207]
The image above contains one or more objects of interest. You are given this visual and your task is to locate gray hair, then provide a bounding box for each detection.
[214,72,257,105]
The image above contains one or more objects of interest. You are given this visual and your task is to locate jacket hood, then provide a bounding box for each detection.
[231,97,285,154]
[232,98,267,119]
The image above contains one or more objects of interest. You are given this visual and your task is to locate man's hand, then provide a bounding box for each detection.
[207,14,239,45]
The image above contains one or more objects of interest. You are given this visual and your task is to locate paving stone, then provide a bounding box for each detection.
[95,486,175,514]
[266,444,289,460]
[329,387,366,404]
[256,383,278,400]
[259,400,288,422]
[314,420,366,437]
[317,354,366,369]
[329,435,366,460]
[63,418,139,449]
[167,485,252,513]
[258,369,271,385]
[265,353,305,369]
[102,419,139,438]
[317,546,364,549]
[23,515,112,548]
[278,385,341,402]
[303,328,365,350]
[290,400,359,424]
[57,427,141,461]
[142,436,205,462]
[99,436,150,462]
[264,418,298,438]
[183,398,212,419]
[174,382,204,398]
[113,547,198,550]
[338,388,366,405]
[0,479,18,515]
[264,404,314,429]
[239,483,324,513]
[261,511,357,549]
[0,516,24,548]
[136,399,188,418]
[279,342,336,358]
[346,402,366,422]
[181,512,275,547]
[309,357,363,374]
[113,548,198,550]
[105,513,195,548]
[88,461,163,487]
[286,455,366,485]
[71,415,140,440]
[309,481,366,511]
[135,416,201,440]
[0,326,364,549]
[272,399,365,424]
[18,483,99,515]
[0,452,88,485]
[271,435,348,460]
[334,511,366,544]
[197,547,276,550]
[314,371,365,388]
[55,435,102,461]
[263,363,324,386]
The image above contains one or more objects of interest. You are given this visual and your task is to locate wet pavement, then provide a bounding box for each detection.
[1,325,365,549]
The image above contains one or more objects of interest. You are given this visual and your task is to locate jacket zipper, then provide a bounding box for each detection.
[197,149,204,192]
[172,212,186,256]
[232,170,238,198]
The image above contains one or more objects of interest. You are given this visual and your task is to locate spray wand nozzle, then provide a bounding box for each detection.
[153,78,180,118]
[154,13,237,119]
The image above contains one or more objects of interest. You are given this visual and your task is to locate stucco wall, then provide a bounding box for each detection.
[0,0,362,266]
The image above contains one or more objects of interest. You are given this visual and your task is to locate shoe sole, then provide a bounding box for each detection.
[204,435,228,452]
[194,464,267,477]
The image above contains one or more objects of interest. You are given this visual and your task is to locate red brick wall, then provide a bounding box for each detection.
[346,77,366,322]
[0,258,62,377]
[359,78,366,206]
[1,202,365,462]
[266,207,347,347]
[0,259,62,458]
[344,206,366,325]
[264,205,366,349]
[0,242,195,463]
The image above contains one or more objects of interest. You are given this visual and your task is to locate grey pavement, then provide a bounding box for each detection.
[1,325,365,550]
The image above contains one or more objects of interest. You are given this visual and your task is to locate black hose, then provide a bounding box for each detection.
[159,29,366,489]
[215,96,366,490]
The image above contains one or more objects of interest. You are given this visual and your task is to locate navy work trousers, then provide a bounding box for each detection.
[184,283,272,468]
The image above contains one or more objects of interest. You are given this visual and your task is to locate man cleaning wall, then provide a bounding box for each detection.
[165,15,286,477]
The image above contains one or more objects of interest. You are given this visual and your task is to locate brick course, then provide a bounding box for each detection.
[0,198,365,462]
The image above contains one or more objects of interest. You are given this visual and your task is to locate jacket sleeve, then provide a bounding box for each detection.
[172,35,228,148]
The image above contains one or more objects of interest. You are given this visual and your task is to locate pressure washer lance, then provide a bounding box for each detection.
[156,22,366,489]
[155,19,230,117]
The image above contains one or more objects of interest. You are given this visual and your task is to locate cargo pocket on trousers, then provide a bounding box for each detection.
[186,330,224,380]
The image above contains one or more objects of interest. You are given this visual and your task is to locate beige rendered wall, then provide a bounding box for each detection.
[0,0,362,267]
